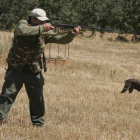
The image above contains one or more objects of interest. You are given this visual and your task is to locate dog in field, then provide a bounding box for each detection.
[121,79,140,93]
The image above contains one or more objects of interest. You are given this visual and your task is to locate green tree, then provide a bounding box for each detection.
[39,0,79,24]
[94,0,124,30]
[0,0,140,38]
[0,0,39,30]
[73,0,97,26]
[121,0,140,37]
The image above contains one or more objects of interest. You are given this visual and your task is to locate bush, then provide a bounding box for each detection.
[116,35,128,42]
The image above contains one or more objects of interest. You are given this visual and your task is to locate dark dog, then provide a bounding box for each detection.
[121,79,140,93]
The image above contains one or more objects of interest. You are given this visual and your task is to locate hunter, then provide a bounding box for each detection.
[0,8,81,127]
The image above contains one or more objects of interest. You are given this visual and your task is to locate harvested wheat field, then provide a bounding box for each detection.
[0,31,140,140]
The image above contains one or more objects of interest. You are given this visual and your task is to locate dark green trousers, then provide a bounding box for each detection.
[0,65,45,127]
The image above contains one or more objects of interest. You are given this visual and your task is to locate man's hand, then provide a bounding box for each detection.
[72,26,81,35]
[43,23,55,32]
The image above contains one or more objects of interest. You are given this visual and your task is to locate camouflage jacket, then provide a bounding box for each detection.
[6,20,75,73]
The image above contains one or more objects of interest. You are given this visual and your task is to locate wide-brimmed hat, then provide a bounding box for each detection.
[29,8,49,21]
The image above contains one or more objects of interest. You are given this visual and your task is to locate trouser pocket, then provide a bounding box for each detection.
[25,72,44,87]
[34,72,44,86]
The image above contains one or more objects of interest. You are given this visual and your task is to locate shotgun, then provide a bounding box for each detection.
[41,23,115,36]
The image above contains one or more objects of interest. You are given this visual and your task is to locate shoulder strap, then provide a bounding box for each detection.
[43,52,47,72]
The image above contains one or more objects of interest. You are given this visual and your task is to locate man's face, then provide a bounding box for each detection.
[31,17,45,26]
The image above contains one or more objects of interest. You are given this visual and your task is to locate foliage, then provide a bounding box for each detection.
[0,0,39,30]
[0,0,140,37]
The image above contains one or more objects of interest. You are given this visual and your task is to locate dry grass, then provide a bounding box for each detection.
[0,32,140,139]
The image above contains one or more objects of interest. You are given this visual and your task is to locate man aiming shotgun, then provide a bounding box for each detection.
[0,8,81,127]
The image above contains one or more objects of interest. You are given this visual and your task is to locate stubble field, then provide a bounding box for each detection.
[0,31,140,140]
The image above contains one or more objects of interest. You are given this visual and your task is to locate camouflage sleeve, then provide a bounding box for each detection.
[44,30,75,44]
[15,20,45,36]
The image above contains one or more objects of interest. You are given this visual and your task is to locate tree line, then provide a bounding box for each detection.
[0,0,140,39]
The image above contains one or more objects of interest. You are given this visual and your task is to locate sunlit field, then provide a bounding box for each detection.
[0,31,140,140]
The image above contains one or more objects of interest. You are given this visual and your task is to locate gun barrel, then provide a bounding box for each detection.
[53,23,115,32]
